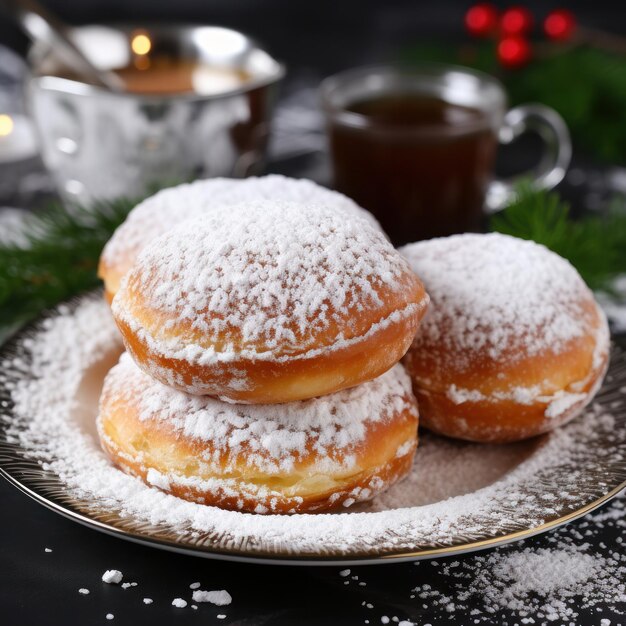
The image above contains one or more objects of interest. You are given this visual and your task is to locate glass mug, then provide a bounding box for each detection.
[321,64,571,245]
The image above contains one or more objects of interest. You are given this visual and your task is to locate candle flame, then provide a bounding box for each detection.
[0,114,14,137]
[131,34,152,56]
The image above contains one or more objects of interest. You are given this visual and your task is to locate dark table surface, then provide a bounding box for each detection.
[2,472,625,626]
[2,2,626,624]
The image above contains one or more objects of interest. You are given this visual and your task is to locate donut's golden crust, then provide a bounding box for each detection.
[114,269,428,403]
[97,373,419,514]
[404,300,609,443]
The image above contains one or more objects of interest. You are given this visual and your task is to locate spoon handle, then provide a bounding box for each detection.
[7,0,125,91]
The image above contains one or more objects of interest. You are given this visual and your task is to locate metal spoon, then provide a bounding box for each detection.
[6,0,125,91]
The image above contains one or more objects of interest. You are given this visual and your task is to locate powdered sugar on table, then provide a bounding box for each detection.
[412,505,626,623]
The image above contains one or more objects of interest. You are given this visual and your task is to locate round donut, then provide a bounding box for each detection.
[98,175,381,302]
[400,233,609,444]
[112,199,429,403]
[97,353,419,514]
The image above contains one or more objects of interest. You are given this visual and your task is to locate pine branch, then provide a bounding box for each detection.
[0,197,138,328]
[490,183,626,291]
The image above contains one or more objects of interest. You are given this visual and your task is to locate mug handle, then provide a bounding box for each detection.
[485,104,572,213]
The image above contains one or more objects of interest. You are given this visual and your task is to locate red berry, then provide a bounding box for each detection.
[501,6,534,35]
[497,36,531,67]
[544,9,576,40]
[465,3,499,37]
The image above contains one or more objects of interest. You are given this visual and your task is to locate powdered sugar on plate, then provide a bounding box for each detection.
[2,294,626,560]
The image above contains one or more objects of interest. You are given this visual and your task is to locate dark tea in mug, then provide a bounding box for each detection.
[322,65,571,246]
[329,94,497,245]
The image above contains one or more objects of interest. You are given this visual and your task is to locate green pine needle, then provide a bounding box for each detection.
[0,197,138,328]
[490,183,626,291]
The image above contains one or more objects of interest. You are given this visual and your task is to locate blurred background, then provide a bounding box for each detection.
[2,1,626,74]
[1,0,626,328]
[1,0,626,196]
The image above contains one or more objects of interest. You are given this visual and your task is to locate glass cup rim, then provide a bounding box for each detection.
[320,62,507,137]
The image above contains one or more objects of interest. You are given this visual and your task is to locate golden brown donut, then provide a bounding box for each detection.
[112,199,428,403]
[400,233,609,444]
[97,353,419,514]
[98,175,381,302]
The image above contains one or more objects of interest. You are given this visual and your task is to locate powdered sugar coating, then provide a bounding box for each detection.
[400,233,600,368]
[114,199,422,362]
[101,352,415,475]
[100,175,380,284]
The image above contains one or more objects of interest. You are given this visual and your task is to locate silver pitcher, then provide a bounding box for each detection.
[26,25,285,205]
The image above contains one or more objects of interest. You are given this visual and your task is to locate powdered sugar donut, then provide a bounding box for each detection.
[98,175,381,302]
[401,233,609,443]
[97,353,419,514]
[112,199,428,403]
